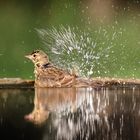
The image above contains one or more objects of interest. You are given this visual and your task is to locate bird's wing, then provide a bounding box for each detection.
[40,66,68,80]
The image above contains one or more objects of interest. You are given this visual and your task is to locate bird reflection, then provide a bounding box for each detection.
[24,87,140,140]
[24,87,110,127]
[25,88,77,124]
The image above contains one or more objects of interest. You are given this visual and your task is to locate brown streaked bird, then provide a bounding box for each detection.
[25,50,77,87]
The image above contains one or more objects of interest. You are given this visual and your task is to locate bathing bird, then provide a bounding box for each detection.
[25,50,76,87]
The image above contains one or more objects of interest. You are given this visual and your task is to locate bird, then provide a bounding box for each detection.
[25,50,77,87]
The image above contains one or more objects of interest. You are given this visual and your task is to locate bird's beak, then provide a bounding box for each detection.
[25,55,32,60]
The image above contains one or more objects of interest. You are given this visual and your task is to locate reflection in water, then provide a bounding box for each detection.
[25,87,140,140]
[0,89,44,140]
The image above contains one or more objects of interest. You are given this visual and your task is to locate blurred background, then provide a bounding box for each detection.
[0,0,140,79]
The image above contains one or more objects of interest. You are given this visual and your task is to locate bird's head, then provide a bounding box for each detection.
[25,50,49,65]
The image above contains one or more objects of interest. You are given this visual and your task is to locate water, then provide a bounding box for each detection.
[36,26,140,79]
[0,86,140,140]
[37,26,124,77]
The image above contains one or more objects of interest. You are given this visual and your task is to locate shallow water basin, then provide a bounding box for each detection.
[0,86,140,140]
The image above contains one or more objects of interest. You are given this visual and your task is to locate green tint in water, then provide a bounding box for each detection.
[0,86,140,140]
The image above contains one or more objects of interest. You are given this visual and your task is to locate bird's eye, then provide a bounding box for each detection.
[33,54,36,57]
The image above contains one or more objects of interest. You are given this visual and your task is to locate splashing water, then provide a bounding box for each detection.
[37,26,123,77]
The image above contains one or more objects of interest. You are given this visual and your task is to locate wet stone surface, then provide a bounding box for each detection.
[0,86,140,140]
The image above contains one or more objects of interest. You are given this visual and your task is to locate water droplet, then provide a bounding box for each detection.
[29,75,33,79]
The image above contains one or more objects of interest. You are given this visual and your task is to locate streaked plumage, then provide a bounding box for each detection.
[25,50,76,87]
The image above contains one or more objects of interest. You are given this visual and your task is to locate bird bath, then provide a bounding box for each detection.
[0,79,140,140]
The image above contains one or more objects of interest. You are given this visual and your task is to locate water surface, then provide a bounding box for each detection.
[0,86,140,140]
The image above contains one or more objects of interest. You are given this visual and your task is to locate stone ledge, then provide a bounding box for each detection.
[0,78,34,89]
[0,77,140,89]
